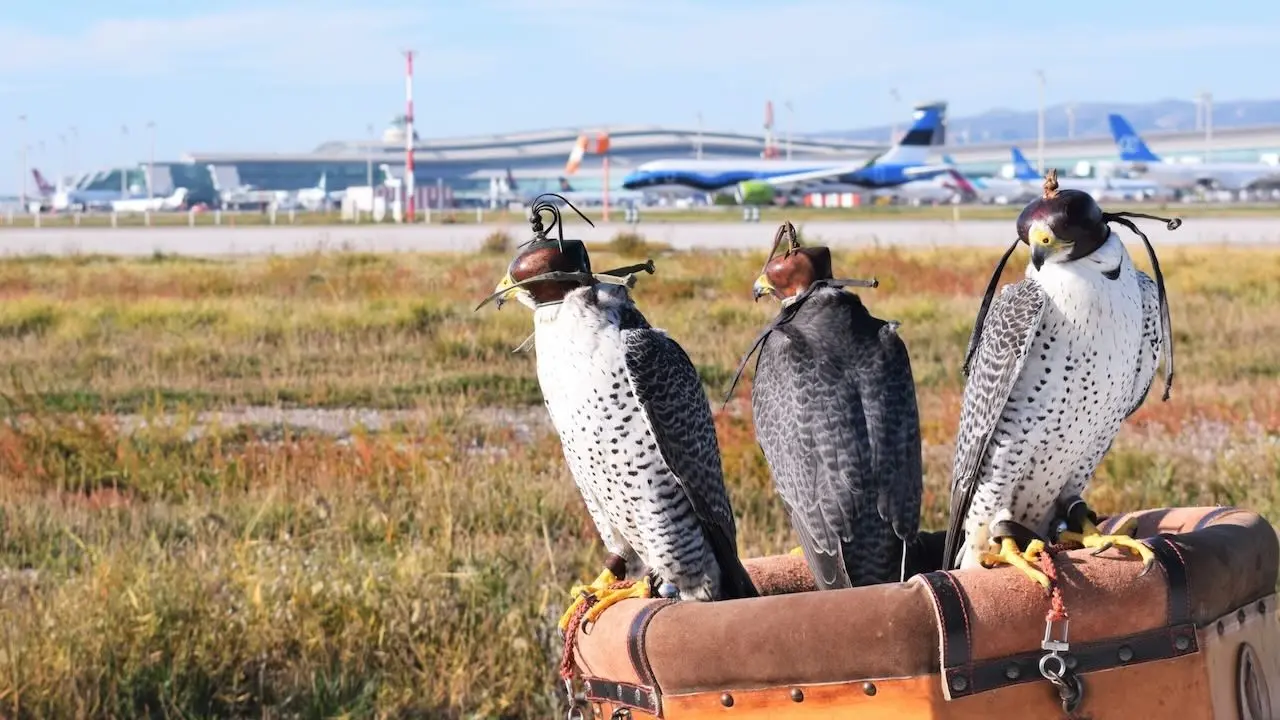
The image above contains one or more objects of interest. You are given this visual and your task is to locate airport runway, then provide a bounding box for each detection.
[2,217,1280,257]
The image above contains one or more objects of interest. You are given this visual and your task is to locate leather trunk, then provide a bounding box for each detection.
[567,506,1280,719]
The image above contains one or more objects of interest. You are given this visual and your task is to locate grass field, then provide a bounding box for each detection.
[5,200,1280,230]
[0,240,1277,718]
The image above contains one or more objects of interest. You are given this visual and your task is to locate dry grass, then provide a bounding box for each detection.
[0,243,1277,718]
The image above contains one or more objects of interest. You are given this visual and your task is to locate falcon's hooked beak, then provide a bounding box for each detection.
[752,273,776,302]
[492,271,518,310]
[1029,224,1058,271]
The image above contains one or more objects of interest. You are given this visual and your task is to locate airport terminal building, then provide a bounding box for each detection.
[81,117,1280,207]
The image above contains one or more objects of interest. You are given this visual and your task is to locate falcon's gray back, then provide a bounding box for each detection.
[751,288,923,588]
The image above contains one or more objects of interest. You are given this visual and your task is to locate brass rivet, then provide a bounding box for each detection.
[862,682,877,697]
[790,688,804,703]
[720,692,734,708]
[1005,663,1021,680]
[950,675,968,692]
[1118,645,1134,662]
[1175,634,1191,651]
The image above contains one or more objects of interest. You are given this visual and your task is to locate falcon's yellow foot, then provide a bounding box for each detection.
[557,567,618,632]
[581,577,651,625]
[1059,516,1155,574]
[789,546,805,557]
[980,537,1050,588]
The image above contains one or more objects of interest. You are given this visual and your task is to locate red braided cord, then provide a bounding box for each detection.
[1038,544,1069,623]
[558,579,640,681]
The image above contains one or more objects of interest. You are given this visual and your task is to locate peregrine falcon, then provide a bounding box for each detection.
[477,199,758,629]
[726,222,923,589]
[943,171,1181,586]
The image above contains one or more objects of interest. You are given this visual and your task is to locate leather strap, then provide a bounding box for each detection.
[581,600,672,717]
[919,530,1198,701]
[964,623,1199,695]
[990,519,1048,549]
[627,599,673,692]
[1147,533,1193,626]
[1192,505,1236,532]
[917,570,974,699]
[582,677,661,716]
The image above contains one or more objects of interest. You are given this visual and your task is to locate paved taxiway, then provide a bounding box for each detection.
[2,218,1280,257]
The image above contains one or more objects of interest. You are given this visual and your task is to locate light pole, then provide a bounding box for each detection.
[784,101,793,160]
[1066,103,1076,139]
[146,121,156,199]
[18,114,28,209]
[59,132,67,183]
[1035,70,1047,174]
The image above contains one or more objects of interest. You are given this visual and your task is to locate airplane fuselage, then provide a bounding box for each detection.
[1124,161,1280,191]
[621,160,945,192]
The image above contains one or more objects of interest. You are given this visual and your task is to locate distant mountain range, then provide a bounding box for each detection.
[813,98,1280,145]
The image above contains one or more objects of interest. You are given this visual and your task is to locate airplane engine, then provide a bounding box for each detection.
[734,180,776,206]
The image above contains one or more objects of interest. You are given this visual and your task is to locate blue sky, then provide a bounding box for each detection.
[2,0,1277,193]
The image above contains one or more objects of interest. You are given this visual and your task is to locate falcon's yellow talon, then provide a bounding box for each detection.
[789,546,805,557]
[980,537,1050,588]
[1059,517,1154,569]
[557,567,619,632]
[582,578,651,625]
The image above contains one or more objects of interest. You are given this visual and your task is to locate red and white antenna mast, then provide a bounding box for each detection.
[403,49,417,223]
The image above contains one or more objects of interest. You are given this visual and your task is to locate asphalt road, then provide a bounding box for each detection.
[2,217,1280,257]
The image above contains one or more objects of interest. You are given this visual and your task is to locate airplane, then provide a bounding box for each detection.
[207,164,284,209]
[496,168,645,207]
[620,103,952,202]
[290,173,345,211]
[40,169,142,212]
[1107,113,1280,191]
[932,153,1031,205]
[1007,146,1162,200]
[110,187,190,213]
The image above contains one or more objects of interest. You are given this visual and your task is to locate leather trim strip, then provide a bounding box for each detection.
[1148,533,1192,626]
[1191,506,1236,532]
[963,623,1200,695]
[917,570,974,699]
[623,599,673,717]
[582,677,661,716]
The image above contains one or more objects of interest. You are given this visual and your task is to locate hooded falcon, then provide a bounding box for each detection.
[477,199,758,629]
[726,222,923,589]
[943,170,1181,587]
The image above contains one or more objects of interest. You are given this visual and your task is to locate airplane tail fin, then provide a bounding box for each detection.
[31,169,54,195]
[558,177,574,192]
[872,102,946,166]
[1107,113,1161,163]
[505,167,518,191]
[1009,147,1040,180]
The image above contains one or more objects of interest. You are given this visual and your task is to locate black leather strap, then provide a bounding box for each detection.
[1192,506,1235,532]
[964,623,1199,694]
[1147,533,1192,626]
[990,519,1049,549]
[918,570,974,698]
[582,677,661,716]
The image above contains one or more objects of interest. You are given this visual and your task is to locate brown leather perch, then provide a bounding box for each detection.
[570,506,1280,719]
